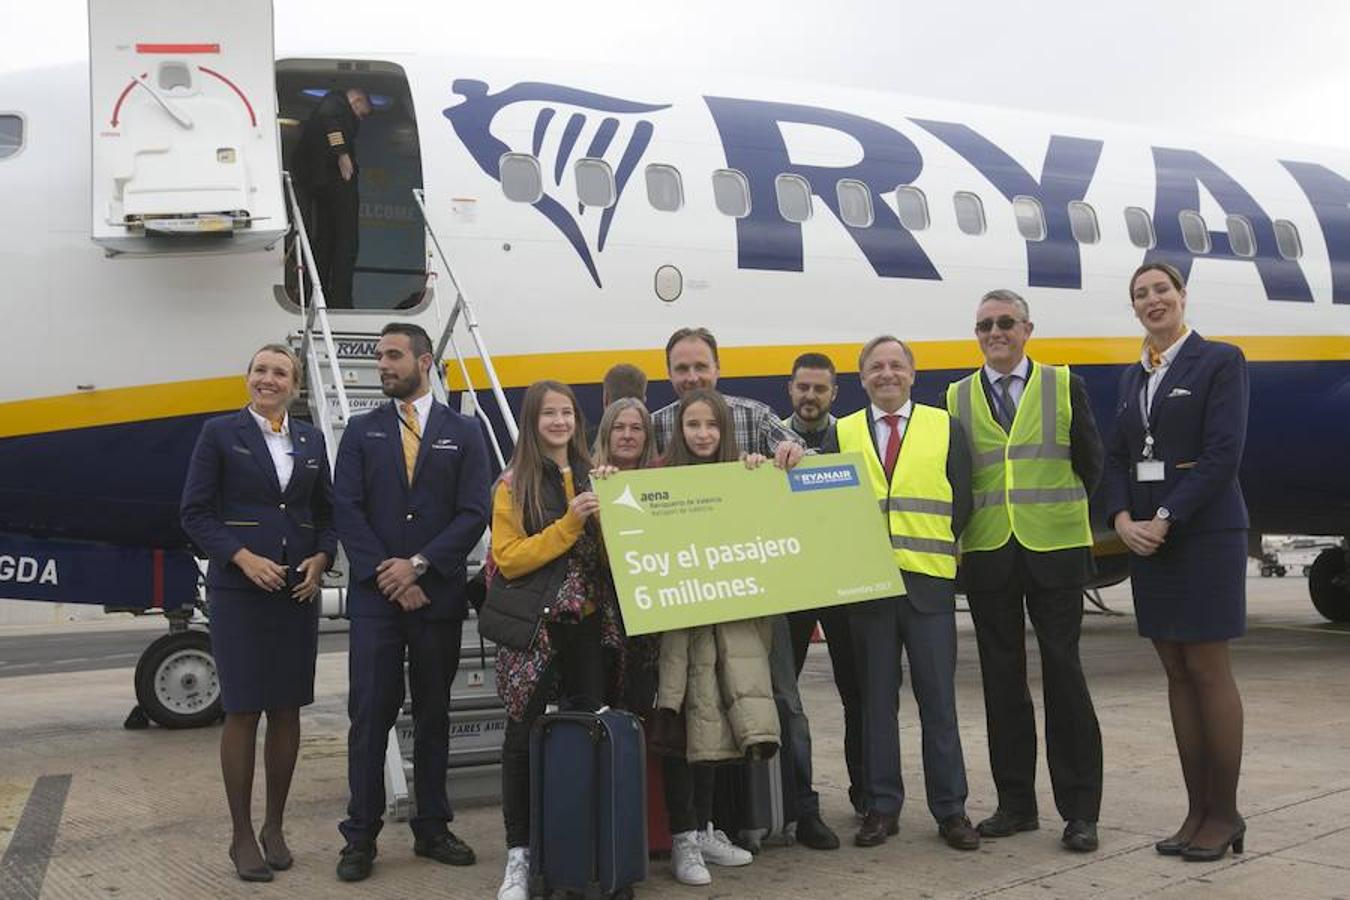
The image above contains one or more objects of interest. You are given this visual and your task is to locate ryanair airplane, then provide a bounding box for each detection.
[1,2,1347,725]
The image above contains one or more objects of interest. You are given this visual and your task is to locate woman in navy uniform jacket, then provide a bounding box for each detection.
[181,344,337,881]
[1102,263,1248,862]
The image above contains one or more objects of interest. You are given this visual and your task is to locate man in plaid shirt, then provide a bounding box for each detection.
[650,328,841,851]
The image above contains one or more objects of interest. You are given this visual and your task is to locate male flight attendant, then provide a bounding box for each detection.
[946,290,1104,852]
[333,323,491,882]
[822,336,980,851]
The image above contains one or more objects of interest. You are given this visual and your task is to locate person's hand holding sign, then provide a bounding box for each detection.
[741,452,767,470]
[773,441,805,470]
[567,490,601,523]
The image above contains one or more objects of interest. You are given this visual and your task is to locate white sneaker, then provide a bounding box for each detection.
[670,830,711,885]
[697,823,754,867]
[498,846,530,900]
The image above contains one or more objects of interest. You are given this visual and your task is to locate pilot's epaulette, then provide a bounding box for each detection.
[327,131,345,147]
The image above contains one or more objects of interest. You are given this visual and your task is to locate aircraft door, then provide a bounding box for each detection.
[88,0,285,255]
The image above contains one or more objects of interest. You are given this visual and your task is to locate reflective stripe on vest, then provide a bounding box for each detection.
[946,363,1091,553]
[836,405,956,579]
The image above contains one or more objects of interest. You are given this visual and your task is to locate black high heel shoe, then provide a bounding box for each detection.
[1181,820,1245,862]
[1154,835,1189,856]
[229,843,274,882]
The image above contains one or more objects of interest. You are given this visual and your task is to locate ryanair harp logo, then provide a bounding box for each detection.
[444,79,671,287]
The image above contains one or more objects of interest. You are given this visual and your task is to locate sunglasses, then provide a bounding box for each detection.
[976,316,1023,333]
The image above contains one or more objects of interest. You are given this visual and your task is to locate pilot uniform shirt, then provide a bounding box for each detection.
[246,407,294,492]
[399,390,433,439]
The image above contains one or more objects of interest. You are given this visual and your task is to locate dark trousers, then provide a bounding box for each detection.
[298,178,359,308]
[967,567,1103,822]
[341,613,463,845]
[501,614,606,849]
[788,605,865,813]
[850,595,967,820]
[662,756,715,834]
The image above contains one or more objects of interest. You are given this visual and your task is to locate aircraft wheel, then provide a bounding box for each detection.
[133,631,223,728]
[1308,548,1350,623]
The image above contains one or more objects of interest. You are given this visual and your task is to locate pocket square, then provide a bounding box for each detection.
[231,444,252,455]
[365,431,387,438]
[1167,387,1192,398]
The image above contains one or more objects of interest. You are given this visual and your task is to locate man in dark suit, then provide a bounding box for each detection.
[291,87,372,308]
[945,289,1104,853]
[333,322,491,881]
[823,335,980,852]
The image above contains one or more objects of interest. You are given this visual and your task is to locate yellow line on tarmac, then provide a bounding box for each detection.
[0,778,33,858]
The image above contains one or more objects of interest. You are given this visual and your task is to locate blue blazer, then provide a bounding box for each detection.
[333,399,491,620]
[1101,332,1249,535]
[180,409,338,591]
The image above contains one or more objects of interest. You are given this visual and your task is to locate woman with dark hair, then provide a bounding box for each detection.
[481,380,624,900]
[180,344,335,881]
[1103,262,1250,861]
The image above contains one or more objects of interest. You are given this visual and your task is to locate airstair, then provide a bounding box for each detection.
[282,172,518,815]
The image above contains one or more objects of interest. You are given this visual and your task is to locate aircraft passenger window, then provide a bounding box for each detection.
[499,153,543,203]
[1067,201,1100,244]
[775,174,813,223]
[645,164,684,211]
[1012,196,1047,241]
[837,180,873,228]
[953,191,986,236]
[575,158,616,208]
[1179,210,1211,254]
[1273,219,1303,260]
[1124,207,1156,249]
[712,169,752,218]
[0,115,23,160]
[894,185,930,230]
[1226,215,1256,258]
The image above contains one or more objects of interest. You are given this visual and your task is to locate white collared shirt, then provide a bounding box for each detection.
[1141,328,1193,413]
[398,390,433,435]
[870,400,912,451]
[982,355,1031,416]
[247,406,294,492]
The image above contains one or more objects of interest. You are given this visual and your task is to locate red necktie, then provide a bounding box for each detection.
[882,414,902,481]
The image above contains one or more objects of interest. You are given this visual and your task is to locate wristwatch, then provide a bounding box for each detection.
[1155,507,1171,522]
[410,554,429,577]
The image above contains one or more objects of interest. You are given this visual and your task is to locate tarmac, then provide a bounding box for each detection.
[1,577,1347,899]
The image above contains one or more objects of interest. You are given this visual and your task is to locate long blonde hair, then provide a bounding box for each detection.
[591,398,655,469]
[507,381,592,532]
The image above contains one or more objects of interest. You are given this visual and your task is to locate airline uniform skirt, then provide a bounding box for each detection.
[1128,529,1247,642]
[208,586,320,713]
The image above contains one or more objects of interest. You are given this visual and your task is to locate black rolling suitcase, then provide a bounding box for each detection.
[529,707,647,898]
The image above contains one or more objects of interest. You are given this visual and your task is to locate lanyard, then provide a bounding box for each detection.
[1138,380,1155,460]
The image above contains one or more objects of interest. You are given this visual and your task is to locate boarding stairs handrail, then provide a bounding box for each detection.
[412,188,518,470]
[282,172,351,468]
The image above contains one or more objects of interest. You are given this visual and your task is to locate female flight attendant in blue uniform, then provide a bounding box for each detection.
[1103,263,1249,862]
[181,344,337,882]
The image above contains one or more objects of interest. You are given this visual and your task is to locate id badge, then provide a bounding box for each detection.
[1135,460,1166,482]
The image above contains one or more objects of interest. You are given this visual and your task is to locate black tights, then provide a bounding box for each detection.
[1153,640,1244,849]
[220,707,301,867]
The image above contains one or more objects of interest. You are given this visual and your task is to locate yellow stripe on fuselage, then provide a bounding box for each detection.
[1,335,1346,439]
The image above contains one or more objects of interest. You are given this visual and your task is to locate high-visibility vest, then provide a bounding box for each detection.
[945,363,1091,553]
[835,404,956,579]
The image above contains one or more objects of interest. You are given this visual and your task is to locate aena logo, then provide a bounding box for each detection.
[612,485,644,513]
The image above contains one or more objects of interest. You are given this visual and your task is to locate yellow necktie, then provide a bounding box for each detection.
[401,401,420,483]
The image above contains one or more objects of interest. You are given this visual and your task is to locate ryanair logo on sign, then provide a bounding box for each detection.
[788,465,859,492]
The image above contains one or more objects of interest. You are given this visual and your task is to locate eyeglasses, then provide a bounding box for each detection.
[975,316,1023,333]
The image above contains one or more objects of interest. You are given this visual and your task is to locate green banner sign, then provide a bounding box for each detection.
[594,453,903,635]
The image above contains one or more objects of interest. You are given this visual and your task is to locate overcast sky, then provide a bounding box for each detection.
[7,0,1349,148]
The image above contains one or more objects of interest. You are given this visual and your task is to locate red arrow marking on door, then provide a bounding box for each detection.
[110,73,149,127]
[197,66,257,127]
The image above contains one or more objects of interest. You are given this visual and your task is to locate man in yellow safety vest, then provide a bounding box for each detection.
[821,335,980,852]
[945,289,1104,853]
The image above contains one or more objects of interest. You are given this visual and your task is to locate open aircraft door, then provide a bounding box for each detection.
[89,0,285,255]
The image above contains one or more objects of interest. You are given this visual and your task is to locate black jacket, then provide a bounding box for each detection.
[291,90,360,188]
[478,461,591,650]
[957,362,1104,592]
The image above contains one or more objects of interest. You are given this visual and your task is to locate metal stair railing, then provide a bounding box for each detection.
[282,172,352,469]
[412,188,518,469]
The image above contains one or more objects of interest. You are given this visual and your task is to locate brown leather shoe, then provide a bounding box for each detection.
[939,814,981,851]
[854,811,899,847]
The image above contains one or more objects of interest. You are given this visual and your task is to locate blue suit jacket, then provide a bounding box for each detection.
[180,409,338,591]
[333,399,491,620]
[1102,333,1249,534]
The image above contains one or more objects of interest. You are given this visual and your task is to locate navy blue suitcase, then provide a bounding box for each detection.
[529,708,647,898]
